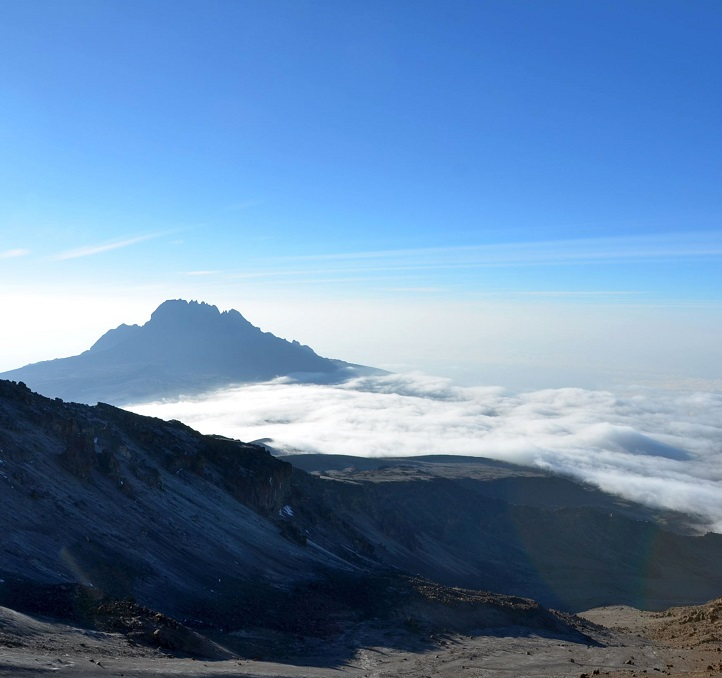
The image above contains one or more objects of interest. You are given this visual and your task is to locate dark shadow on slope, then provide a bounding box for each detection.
[0,571,600,668]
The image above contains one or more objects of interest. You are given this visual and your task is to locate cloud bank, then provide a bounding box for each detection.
[128,374,722,533]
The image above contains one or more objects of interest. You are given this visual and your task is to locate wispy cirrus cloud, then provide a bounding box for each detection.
[205,231,722,292]
[224,199,263,212]
[503,290,646,297]
[273,231,722,268]
[50,231,171,261]
[0,249,30,259]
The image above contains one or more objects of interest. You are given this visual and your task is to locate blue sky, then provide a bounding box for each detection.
[1,1,721,389]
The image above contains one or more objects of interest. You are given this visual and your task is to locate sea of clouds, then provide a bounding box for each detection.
[128,373,722,533]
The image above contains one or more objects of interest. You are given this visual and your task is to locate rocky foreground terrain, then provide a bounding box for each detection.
[1,596,722,677]
[1,377,721,676]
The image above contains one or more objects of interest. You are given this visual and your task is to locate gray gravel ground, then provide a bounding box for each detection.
[3,604,717,678]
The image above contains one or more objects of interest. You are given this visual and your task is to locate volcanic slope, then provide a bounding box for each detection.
[0,378,602,660]
[282,453,722,612]
[2,377,722,629]
[0,299,384,404]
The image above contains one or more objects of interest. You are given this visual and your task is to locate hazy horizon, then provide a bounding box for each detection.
[2,294,722,393]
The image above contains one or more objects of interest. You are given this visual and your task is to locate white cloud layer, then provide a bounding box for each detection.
[128,374,722,533]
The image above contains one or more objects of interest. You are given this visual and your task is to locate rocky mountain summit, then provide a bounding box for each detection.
[0,299,383,404]
[1,377,721,665]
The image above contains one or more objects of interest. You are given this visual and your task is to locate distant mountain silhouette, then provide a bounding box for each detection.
[0,299,384,404]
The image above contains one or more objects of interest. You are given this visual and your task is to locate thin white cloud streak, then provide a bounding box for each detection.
[506,290,645,297]
[209,231,722,286]
[269,231,722,268]
[128,374,722,533]
[224,200,263,212]
[0,249,30,259]
[50,231,170,261]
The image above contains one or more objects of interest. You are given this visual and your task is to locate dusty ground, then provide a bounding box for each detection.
[2,599,722,677]
[579,599,722,678]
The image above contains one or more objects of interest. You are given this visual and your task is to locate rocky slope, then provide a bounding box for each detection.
[281,453,722,612]
[0,378,576,640]
[1,378,721,660]
[0,300,384,404]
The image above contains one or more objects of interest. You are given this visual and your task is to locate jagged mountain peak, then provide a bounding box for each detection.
[0,299,384,405]
[148,299,251,327]
[151,298,219,320]
[93,299,258,346]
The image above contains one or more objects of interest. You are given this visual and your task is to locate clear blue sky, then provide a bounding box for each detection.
[1,1,721,389]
